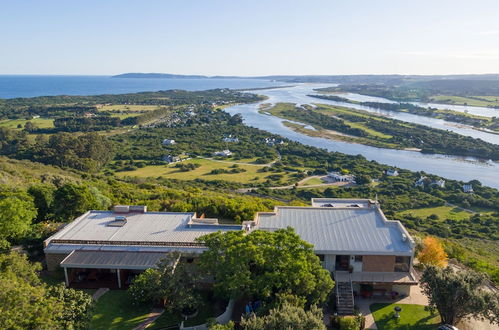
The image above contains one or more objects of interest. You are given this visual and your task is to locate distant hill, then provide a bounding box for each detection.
[113,73,245,79]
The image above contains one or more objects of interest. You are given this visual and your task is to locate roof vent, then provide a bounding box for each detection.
[113,205,130,213]
[108,216,127,227]
[401,234,407,242]
[129,205,147,213]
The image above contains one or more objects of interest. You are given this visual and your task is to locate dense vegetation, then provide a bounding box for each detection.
[310,94,499,132]
[0,87,497,292]
[266,103,499,160]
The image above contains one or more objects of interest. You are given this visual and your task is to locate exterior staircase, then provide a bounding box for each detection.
[335,272,354,315]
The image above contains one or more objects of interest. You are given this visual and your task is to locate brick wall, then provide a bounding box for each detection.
[362,255,395,272]
[45,252,70,271]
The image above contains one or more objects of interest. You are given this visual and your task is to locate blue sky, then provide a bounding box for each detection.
[1,0,499,75]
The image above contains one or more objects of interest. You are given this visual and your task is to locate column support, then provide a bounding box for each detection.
[64,267,69,287]
[117,269,121,289]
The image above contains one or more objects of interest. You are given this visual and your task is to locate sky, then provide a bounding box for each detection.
[1,0,499,76]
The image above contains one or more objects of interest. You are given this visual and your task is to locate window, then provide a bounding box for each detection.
[316,254,325,262]
[394,256,411,272]
[354,255,363,262]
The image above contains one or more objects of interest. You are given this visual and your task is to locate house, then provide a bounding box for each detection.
[386,169,399,177]
[463,184,474,193]
[162,139,176,146]
[222,135,239,143]
[431,179,445,188]
[213,149,232,157]
[414,176,427,187]
[254,198,417,314]
[265,137,285,146]
[43,205,244,289]
[162,155,181,163]
[45,198,416,314]
[327,172,355,183]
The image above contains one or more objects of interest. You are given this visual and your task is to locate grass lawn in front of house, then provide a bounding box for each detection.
[397,206,472,222]
[370,303,441,330]
[90,290,152,330]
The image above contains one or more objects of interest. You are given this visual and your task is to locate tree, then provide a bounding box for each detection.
[240,302,325,330]
[46,283,94,330]
[0,193,37,249]
[129,256,199,313]
[355,174,372,185]
[0,252,93,329]
[420,266,499,325]
[52,183,104,221]
[28,184,56,222]
[417,236,448,267]
[197,228,334,306]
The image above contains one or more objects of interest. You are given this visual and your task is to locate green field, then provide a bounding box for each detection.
[99,104,162,112]
[397,206,472,221]
[301,177,325,185]
[370,303,440,330]
[0,118,54,129]
[90,291,152,330]
[116,158,294,184]
[429,95,499,107]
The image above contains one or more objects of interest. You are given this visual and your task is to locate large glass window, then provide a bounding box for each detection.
[394,256,411,272]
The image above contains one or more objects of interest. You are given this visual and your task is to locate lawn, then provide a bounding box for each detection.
[115,158,293,184]
[370,303,441,330]
[90,291,152,330]
[429,95,499,107]
[0,117,54,129]
[301,177,325,185]
[99,104,162,112]
[397,206,472,221]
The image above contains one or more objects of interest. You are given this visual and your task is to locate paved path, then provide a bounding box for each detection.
[92,288,109,301]
[236,177,352,193]
[133,308,165,330]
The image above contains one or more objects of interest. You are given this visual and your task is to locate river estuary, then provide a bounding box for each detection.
[226,84,499,189]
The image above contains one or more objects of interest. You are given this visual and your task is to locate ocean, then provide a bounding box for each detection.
[0,75,283,98]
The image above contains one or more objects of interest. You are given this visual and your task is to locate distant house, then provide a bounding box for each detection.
[222,135,239,143]
[213,149,232,157]
[265,137,284,146]
[162,155,181,164]
[414,176,427,188]
[386,169,399,177]
[431,179,445,188]
[162,139,176,146]
[327,172,355,183]
[32,115,40,119]
[463,184,474,193]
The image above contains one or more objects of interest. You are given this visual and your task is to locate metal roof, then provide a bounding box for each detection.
[256,206,413,255]
[60,250,174,270]
[46,211,242,246]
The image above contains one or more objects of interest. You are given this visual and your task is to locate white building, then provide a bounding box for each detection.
[463,184,474,193]
[432,179,445,188]
[222,135,239,143]
[414,176,427,187]
[213,149,232,157]
[327,172,355,183]
[162,155,181,163]
[386,169,399,177]
[162,139,176,146]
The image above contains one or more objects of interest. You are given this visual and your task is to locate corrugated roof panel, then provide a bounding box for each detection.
[257,207,412,254]
[61,250,174,269]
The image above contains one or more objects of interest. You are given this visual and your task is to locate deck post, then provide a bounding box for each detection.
[117,269,121,288]
[64,267,69,287]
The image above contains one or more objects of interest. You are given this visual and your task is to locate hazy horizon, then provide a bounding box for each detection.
[2,0,499,76]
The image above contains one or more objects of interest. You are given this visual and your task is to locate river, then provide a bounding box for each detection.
[226,84,499,189]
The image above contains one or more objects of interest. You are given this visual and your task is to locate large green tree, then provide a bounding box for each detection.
[420,266,499,325]
[129,257,199,313]
[197,228,334,306]
[240,302,325,330]
[0,253,93,330]
[0,190,37,249]
[52,183,108,221]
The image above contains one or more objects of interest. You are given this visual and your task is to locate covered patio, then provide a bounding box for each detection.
[60,250,176,289]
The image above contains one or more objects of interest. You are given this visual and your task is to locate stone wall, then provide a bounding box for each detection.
[45,252,70,271]
[362,255,395,272]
